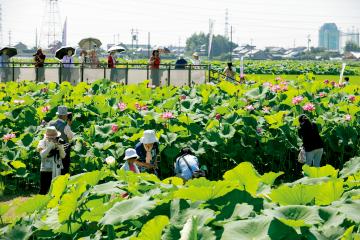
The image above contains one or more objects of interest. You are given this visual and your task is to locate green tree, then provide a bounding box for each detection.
[345,41,360,52]
[185,32,237,58]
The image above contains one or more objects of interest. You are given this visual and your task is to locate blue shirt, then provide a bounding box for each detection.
[175,154,199,180]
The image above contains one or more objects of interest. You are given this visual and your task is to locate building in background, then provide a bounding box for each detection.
[318,23,340,51]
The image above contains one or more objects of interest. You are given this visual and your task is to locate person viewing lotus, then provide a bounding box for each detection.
[34,48,46,82]
[49,106,75,175]
[135,130,160,175]
[120,148,140,173]
[298,114,324,167]
[37,126,66,195]
[149,50,161,87]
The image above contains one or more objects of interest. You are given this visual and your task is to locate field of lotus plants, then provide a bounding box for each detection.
[0,75,359,239]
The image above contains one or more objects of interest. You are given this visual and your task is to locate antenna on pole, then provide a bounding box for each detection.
[0,4,3,46]
[8,30,11,46]
[307,35,311,51]
[224,8,229,40]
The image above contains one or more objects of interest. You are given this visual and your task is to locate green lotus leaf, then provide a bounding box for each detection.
[313,179,344,206]
[100,196,157,226]
[131,215,169,240]
[221,216,272,240]
[264,205,322,228]
[302,164,338,178]
[269,184,318,205]
[223,162,261,196]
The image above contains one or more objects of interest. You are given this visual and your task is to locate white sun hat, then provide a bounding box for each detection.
[140,130,158,144]
[45,126,61,139]
[124,148,139,160]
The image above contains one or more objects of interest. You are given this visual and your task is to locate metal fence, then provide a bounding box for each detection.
[0,62,211,87]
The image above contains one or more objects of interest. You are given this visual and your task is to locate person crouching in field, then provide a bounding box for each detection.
[298,114,324,167]
[120,148,140,173]
[135,130,160,175]
[37,126,66,194]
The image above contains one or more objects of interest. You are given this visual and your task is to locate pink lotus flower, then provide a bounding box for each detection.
[245,105,255,111]
[302,103,315,112]
[215,113,221,120]
[349,95,356,102]
[162,112,175,119]
[180,95,186,100]
[280,81,288,86]
[345,114,352,121]
[275,77,282,81]
[111,124,119,133]
[263,82,272,87]
[3,133,16,141]
[262,106,271,114]
[141,105,148,111]
[117,102,127,111]
[41,105,50,113]
[41,87,49,93]
[13,100,25,104]
[318,92,326,98]
[292,96,304,105]
[338,82,345,88]
[280,85,288,91]
[324,79,329,84]
[270,85,281,93]
[330,81,336,86]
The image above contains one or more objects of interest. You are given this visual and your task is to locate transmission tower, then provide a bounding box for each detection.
[224,9,229,40]
[131,28,139,49]
[0,4,3,46]
[40,0,62,49]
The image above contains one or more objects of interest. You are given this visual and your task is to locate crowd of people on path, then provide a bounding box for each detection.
[37,104,325,195]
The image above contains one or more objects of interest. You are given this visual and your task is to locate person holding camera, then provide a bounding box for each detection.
[49,106,74,175]
[174,147,205,181]
[37,126,66,194]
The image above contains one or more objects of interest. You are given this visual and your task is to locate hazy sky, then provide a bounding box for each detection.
[1,0,360,49]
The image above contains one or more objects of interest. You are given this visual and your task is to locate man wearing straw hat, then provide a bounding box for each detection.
[135,130,160,175]
[49,106,74,175]
[37,126,66,194]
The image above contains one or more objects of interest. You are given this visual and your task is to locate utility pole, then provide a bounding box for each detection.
[230,26,233,62]
[147,32,150,59]
[307,35,311,52]
[178,37,181,55]
[117,34,120,45]
[35,28,38,49]
[8,30,11,46]
[250,38,253,59]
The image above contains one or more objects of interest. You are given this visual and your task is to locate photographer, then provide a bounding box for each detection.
[37,126,66,194]
[49,106,74,175]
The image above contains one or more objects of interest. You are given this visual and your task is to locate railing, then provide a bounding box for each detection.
[0,62,212,87]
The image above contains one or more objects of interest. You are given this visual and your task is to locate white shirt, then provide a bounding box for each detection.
[175,154,199,181]
[62,55,73,68]
[192,59,201,69]
[37,138,65,178]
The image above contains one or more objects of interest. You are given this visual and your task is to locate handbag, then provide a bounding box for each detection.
[180,156,206,179]
[298,147,306,164]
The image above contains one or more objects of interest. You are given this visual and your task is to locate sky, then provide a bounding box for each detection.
[1,0,360,50]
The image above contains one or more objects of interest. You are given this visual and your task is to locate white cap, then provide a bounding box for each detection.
[124,148,139,160]
[140,130,158,144]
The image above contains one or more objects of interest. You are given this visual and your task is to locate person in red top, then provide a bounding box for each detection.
[149,50,161,87]
[34,49,46,82]
[108,51,117,81]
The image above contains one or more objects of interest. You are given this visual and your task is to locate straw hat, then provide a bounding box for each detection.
[140,130,158,144]
[192,52,199,57]
[45,126,61,139]
[124,148,139,160]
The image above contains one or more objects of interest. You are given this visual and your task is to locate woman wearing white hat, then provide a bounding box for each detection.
[37,126,66,194]
[134,130,160,175]
[120,148,140,173]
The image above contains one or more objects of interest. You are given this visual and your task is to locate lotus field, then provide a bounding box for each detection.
[0,76,360,239]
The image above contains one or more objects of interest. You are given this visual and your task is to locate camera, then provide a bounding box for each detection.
[67,112,73,121]
[56,137,66,145]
